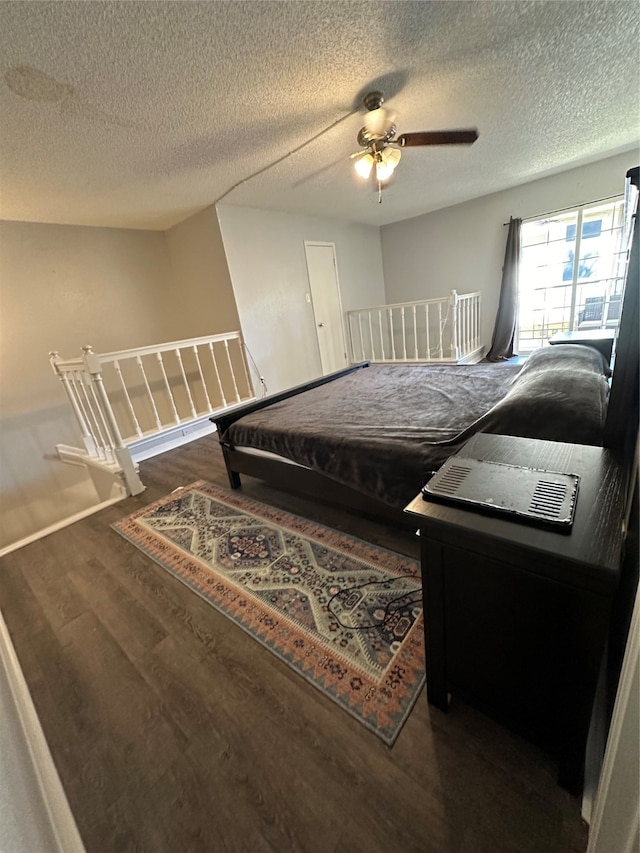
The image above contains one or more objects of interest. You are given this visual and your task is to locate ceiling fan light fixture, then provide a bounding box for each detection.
[375,161,394,182]
[354,153,374,179]
[352,91,477,205]
[381,146,401,169]
[375,147,402,181]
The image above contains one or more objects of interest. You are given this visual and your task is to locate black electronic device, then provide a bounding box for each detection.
[422,456,580,530]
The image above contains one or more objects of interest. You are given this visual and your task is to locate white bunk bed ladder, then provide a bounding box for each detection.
[347,290,483,365]
[50,332,255,497]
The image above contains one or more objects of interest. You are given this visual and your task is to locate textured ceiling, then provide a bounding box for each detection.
[0,1,639,230]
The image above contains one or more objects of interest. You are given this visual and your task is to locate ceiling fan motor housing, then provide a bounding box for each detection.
[357,125,397,148]
[362,90,385,112]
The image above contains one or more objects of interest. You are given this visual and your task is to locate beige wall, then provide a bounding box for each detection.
[217,205,385,393]
[0,221,177,548]
[381,151,639,349]
[164,205,240,337]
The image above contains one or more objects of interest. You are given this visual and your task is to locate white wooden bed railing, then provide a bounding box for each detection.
[50,332,255,497]
[346,290,483,365]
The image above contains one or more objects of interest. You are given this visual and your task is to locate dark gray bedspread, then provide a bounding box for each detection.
[225,363,521,507]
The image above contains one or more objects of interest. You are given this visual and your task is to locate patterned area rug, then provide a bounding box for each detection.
[112,482,425,744]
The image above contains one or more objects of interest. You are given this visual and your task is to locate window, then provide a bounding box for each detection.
[517,198,626,353]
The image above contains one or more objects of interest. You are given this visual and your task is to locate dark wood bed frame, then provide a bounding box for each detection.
[213,170,639,528]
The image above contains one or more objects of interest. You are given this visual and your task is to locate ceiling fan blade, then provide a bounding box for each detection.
[397,129,478,147]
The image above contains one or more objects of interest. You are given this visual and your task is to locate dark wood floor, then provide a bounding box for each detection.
[0,436,589,853]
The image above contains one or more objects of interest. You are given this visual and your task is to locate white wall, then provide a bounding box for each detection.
[217,205,385,393]
[0,222,177,549]
[381,151,639,350]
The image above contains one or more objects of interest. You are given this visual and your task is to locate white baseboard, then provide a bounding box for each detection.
[1,423,219,558]
[0,610,86,852]
[0,495,124,559]
[587,584,640,852]
[458,345,486,364]
[129,418,216,462]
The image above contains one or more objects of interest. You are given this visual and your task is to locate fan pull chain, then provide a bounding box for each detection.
[378,180,382,204]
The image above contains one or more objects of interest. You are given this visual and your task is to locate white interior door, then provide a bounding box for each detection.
[304,242,347,375]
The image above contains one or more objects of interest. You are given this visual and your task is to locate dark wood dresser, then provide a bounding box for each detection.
[549,329,616,363]
[404,432,627,794]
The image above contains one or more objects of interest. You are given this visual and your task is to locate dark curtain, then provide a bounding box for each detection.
[486,216,522,361]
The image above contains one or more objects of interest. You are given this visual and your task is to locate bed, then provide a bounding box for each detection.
[214,204,639,796]
[212,342,617,523]
[213,178,638,524]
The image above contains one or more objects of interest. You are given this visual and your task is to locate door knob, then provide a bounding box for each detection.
[318,322,325,327]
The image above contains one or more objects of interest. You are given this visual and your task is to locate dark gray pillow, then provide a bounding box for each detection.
[515,343,611,379]
[474,345,610,446]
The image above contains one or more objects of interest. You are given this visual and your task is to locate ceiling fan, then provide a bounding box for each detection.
[352,91,478,201]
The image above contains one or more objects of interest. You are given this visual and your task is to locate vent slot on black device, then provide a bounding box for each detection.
[422,457,580,530]
[529,480,569,519]
[435,463,472,494]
